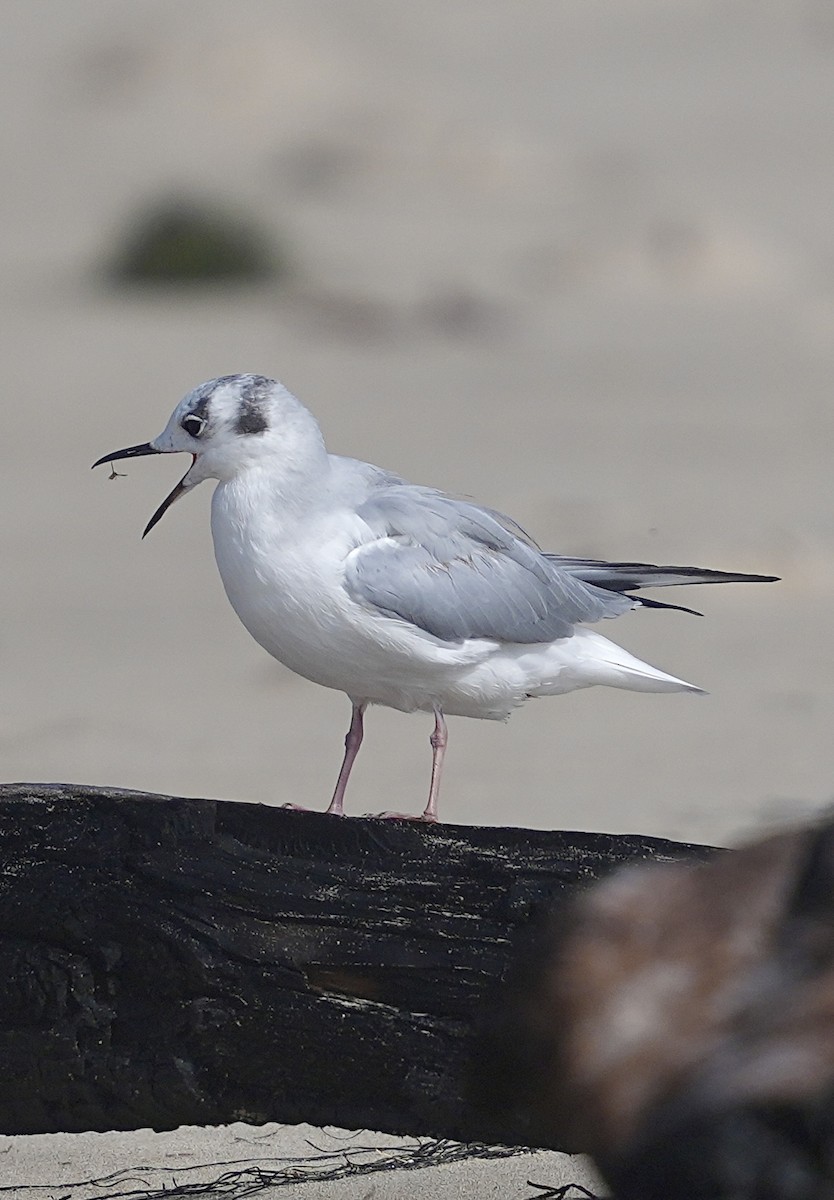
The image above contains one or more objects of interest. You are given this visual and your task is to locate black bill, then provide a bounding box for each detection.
[92,442,195,537]
[92,442,161,468]
[141,463,194,538]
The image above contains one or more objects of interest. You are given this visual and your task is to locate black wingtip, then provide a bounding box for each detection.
[637,596,704,617]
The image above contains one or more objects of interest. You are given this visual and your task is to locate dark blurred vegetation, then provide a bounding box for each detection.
[108,198,283,285]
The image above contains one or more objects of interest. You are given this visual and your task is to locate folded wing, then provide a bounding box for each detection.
[346,489,633,643]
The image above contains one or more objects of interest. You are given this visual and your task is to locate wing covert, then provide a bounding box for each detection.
[345,488,632,643]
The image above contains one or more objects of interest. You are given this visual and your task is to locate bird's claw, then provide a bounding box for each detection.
[281,801,346,816]
[368,810,438,823]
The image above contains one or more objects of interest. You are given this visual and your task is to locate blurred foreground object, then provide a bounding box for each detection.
[479,820,834,1198]
[107,197,282,283]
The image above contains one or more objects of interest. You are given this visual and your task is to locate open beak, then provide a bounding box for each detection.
[92,442,196,538]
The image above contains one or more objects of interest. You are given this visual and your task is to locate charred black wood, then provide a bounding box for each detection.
[0,783,710,1141]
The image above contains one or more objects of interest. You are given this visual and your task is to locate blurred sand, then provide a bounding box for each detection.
[1,1,834,1192]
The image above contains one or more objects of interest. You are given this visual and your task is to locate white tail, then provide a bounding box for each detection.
[554,628,705,695]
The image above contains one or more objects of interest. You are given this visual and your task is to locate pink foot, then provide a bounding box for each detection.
[281,802,345,816]
[370,810,439,823]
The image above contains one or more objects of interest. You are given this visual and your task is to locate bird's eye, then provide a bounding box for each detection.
[181,414,206,438]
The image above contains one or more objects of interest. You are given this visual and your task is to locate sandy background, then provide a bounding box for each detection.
[1,1,834,1194]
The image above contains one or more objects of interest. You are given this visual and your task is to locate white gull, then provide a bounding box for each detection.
[94,374,777,821]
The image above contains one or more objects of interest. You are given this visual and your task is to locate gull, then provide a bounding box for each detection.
[93,374,777,821]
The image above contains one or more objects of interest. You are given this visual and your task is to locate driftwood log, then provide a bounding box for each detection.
[0,783,711,1143]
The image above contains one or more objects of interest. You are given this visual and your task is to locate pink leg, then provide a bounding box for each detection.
[325,702,365,816]
[422,709,447,822]
[282,702,365,815]
[376,709,446,823]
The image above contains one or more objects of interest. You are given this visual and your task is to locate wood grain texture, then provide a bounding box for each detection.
[0,783,711,1142]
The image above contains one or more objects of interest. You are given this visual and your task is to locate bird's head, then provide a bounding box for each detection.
[93,374,324,536]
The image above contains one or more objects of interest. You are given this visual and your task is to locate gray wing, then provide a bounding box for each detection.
[345,487,632,644]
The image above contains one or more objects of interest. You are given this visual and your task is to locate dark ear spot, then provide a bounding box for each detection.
[234,375,272,435]
[236,404,268,435]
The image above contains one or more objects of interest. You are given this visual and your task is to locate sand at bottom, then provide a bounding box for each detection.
[0,1123,603,1199]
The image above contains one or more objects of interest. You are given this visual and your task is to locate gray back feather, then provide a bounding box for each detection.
[345,487,632,643]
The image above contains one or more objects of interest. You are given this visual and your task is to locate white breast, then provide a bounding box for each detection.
[209,475,493,713]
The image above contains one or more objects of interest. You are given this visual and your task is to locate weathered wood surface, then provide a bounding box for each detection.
[0,783,712,1142]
